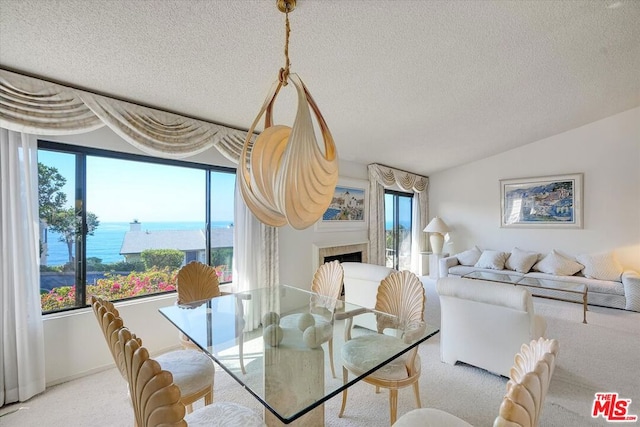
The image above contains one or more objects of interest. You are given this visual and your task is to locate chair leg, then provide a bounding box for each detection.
[339,366,348,418]
[376,386,381,394]
[328,337,336,378]
[185,403,193,414]
[412,381,421,408]
[205,387,213,406]
[389,389,398,426]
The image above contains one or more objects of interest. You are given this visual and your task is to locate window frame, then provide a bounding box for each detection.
[38,140,236,314]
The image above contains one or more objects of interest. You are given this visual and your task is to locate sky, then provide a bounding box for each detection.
[38,150,235,223]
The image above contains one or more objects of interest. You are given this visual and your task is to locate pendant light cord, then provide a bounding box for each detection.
[279,8,291,86]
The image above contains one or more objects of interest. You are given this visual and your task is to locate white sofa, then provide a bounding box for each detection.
[341,262,396,330]
[437,276,547,377]
[440,247,640,312]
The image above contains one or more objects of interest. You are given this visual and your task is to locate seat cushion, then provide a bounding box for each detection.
[393,408,473,427]
[185,401,265,427]
[156,350,215,398]
[342,334,420,381]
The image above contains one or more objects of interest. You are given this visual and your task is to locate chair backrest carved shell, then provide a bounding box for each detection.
[374,270,425,334]
[310,260,344,313]
[90,295,141,381]
[118,328,187,427]
[177,261,221,304]
[494,337,560,427]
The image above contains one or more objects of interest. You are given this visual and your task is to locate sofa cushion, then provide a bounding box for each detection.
[576,251,623,282]
[474,250,508,270]
[533,250,583,276]
[505,247,539,273]
[454,246,482,266]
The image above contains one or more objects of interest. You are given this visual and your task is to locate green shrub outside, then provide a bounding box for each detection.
[141,249,184,269]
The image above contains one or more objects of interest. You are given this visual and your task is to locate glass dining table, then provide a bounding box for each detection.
[159,284,439,426]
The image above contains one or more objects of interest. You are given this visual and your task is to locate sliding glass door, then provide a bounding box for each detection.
[384,190,413,271]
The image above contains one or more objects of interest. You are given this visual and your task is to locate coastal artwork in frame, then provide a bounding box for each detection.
[500,173,583,228]
[315,177,368,231]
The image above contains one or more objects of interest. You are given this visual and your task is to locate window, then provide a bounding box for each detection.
[384,190,413,271]
[38,141,235,314]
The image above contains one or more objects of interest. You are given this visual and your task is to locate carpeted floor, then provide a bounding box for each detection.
[2,278,638,426]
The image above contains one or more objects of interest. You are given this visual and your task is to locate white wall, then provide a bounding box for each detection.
[429,107,640,271]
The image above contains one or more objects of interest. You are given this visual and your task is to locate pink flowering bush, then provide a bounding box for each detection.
[41,264,231,313]
[41,267,178,312]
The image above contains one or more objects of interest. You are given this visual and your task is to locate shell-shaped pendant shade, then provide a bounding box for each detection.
[239,73,338,229]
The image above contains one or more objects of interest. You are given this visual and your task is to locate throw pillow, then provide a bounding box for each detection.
[576,251,623,282]
[505,247,539,273]
[533,250,583,276]
[455,246,482,266]
[474,250,508,270]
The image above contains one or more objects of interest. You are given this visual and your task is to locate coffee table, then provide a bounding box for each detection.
[462,271,588,324]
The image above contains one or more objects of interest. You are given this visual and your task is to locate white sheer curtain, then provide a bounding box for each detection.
[368,164,429,272]
[233,177,279,330]
[0,129,46,405]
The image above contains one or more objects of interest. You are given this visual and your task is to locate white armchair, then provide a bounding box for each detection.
[436,277,547,377]
[341,262,396,330]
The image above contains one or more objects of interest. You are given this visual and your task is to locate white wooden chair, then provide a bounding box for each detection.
[176,261,247,374]
[91,296,214,414]
[279,260,344,377]
[392,337,560,427]
[118,327,265,427]
[339,270,426,425]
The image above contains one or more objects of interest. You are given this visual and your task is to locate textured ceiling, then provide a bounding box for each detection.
[1,0,639,175]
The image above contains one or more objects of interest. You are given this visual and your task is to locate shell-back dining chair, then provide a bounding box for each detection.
[90,295,215,415]
[392,337,560,427]
[118,327,265,427]
[176,261,247,374]
[279,260,344,378]
[339,270,426,425]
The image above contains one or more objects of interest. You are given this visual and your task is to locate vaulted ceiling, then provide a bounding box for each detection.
[1,0,638,175]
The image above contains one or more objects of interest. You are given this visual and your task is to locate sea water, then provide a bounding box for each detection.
[43,221,232,266]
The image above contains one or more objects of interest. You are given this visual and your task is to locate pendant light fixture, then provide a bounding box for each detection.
[239,0,339,230]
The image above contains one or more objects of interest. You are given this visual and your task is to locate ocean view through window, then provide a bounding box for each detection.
[38,141,235,314]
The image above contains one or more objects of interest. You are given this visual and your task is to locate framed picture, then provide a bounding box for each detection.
[500,173,583,228]
[315,177,368,231]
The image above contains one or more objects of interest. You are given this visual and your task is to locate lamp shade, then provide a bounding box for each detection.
[423,217,449,234]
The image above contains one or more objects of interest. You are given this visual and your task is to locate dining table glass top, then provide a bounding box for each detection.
[159,284,439,424]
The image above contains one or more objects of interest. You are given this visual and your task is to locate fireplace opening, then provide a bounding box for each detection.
[323,251,362,264]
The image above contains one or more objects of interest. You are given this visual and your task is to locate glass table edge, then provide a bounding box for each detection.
[158,292,439,424]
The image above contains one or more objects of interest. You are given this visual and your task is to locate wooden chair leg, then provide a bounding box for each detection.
[185,403,193,414]
[389,389,398,425]
[339,366,348,418]
[205,387,213,406]
[376,385,381,394]
[328,337,336,378]
[412,381,421,408]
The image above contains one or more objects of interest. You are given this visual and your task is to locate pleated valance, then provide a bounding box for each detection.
[0,69,250,162]
[368,163,428,193]
[368,163,429,271]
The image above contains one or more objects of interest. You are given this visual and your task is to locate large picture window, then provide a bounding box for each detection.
[38,141,235,314]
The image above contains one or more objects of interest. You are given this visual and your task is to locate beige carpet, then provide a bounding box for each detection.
[2,278,639,426]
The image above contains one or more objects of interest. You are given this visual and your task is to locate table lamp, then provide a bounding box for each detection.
[424,216,449,254]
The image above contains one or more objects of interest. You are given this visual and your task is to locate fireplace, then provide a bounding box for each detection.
[313,242,368,272]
